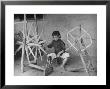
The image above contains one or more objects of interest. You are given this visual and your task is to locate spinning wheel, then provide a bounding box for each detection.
[14,14,53,75]
[67,25,95,75]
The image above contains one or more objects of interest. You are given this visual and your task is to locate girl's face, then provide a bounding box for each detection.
[53,36,59,41]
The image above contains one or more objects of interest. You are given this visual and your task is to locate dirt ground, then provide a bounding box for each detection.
[14,53,97,76]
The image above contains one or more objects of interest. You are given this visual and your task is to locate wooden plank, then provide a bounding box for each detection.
[14,21,24,24]
[28,64,45,71]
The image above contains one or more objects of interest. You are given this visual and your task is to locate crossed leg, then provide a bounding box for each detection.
[60,52,70,68]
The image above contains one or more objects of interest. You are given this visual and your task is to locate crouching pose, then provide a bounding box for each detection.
[47,31,69,70]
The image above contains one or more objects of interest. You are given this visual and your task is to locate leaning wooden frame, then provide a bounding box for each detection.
[66,25,95,76]
[14,14,53,76]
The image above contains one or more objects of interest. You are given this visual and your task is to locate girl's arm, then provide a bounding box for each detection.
[57,40,65,57]
[57,50,64,57]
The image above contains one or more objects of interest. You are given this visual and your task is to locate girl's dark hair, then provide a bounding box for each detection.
[52,31,61,38]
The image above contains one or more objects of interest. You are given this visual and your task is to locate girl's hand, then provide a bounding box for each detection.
[57,54,60,57]
[57,50,64,57]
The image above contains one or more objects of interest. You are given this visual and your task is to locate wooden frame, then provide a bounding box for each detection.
[14,14,53,76]
[1,0,109,88]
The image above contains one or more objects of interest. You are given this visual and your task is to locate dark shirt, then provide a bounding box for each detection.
[47,39,66,55]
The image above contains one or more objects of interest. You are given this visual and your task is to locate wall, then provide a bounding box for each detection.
[41,14,97,57]
[15,14,97,56]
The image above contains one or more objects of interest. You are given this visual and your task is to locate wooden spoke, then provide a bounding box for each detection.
[39,46,47,54]
[16,41,23,45]
[25,46,31,64]
[21,28,25,39]
[38,47,42,61]
[28,46,36,60]
[38,40,46,45]
[28,43,37,46]
[15,45,23,55]
[35,46,38,60]
[29,46,35,56]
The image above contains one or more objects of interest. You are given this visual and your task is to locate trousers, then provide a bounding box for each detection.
[47,52,70,67]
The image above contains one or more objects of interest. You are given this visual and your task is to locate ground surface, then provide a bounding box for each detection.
[14,54,97,76]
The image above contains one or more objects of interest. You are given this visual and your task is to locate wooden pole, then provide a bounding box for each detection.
[77,25,89,75]
[34,14,38,62]
[25,46,31,64]
[34,14,38,35]
[21,14,27,72]
[21,45,24,72]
